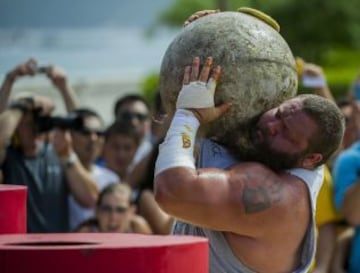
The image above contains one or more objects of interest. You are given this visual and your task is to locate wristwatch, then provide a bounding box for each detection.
[60,152,78,169]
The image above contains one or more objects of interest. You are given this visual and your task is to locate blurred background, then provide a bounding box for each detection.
[0,0,177,123]
[1,0,360,123]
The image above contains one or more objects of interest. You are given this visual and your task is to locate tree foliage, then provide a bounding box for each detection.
[147,0,360,99]
[157,0,360,62]
[270,0,360,62]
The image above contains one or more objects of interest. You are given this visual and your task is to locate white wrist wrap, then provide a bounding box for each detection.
[155,109,200,176]
[176,80,216,109]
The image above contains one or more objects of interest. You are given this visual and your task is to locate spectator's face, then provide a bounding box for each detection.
[16,112,46,157]
[71,116,104,166]
[340,103,359,149]
[116,101,150,139]
[96,191,134,233]
[103,134,138,178]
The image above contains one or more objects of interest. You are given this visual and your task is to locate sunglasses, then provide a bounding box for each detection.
[119,112,149,122]
[99,204,129,214]
[74,128,105,137]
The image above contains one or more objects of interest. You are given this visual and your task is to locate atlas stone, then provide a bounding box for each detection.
[160,11,297,144]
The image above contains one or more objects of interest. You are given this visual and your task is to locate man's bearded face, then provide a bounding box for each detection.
[229,114,304,172]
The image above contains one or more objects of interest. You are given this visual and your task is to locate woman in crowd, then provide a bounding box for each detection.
[76,183,152,234]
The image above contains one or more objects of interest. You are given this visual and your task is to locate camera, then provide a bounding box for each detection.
[34,112,84,133]
[36,66,49,74]
[28,63,49,74]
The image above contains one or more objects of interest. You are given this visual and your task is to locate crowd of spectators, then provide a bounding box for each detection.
[1,55,360,272]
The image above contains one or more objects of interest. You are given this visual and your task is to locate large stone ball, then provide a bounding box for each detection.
[159,11,297,142]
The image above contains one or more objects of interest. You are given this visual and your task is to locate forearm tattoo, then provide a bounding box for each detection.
[242,172,284,214]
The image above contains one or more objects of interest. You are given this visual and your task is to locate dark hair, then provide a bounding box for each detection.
[113,94,150,118]
[96,183,132,207]
[336,98,351,108]
[70,107,104,125]
[75,183,129,232]
[105,120,142,146]
[299,94,345,166]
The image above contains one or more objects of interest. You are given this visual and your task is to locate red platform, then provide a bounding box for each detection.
[0,185,27,234]
[0,233,208,273]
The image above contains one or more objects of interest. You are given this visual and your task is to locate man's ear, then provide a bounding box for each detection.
[301,153,323,169]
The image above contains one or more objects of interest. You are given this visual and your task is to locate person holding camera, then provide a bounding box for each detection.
[66,108,120,231]
[0,59,99,233]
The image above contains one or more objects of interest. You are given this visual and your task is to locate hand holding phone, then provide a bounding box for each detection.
[302,74,326,88]
[297,59,327,88]
[36,66,49,74]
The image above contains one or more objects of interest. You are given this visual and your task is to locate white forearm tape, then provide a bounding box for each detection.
[176,80,216,109]
[155,109,200,176]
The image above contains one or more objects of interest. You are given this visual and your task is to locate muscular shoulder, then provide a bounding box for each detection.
[228,162,310,220]
[228,162,306,194]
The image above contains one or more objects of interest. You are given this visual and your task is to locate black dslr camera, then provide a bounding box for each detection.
[33,112,83,133]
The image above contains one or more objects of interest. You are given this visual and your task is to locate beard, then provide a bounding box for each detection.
[243,138,303,172]
[224,114,303,172]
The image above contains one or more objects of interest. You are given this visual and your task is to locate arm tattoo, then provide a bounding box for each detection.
[242,172,284,214]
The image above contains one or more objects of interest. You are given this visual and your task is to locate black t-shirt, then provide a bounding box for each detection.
[2,144,69,233]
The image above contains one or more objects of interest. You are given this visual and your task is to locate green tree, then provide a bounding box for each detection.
[151,0,360,98]
[157,0,360,62]
[140,72,159,104]
[270,0,360,62]
[158,0,254,27]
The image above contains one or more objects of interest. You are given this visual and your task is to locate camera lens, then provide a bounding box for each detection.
[34,113,83,133]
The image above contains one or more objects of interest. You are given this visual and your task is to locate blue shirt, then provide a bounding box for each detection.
[333,141,360,273]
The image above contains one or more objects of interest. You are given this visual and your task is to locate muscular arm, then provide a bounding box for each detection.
[155,162,304,236]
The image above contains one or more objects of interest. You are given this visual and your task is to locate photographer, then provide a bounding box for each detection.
[67,108,120,231]
[0,59,99,233]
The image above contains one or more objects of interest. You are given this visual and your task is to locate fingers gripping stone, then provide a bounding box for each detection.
[176,79,217,109]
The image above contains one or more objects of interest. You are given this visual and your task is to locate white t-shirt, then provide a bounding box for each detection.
[132,138,153,166]
[68,165,119,231]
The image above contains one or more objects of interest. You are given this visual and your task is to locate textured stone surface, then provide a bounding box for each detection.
[160,11,297,142]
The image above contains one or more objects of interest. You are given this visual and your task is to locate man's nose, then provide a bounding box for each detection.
[267,120,281,136]
[130,118,140,127]
[89,132,99,141]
